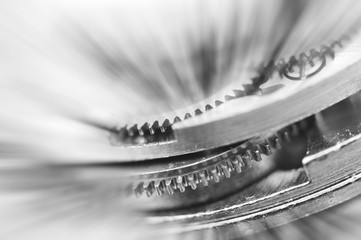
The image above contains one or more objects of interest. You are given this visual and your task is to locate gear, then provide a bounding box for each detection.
[113,37,349,146]
[131,118,311,197]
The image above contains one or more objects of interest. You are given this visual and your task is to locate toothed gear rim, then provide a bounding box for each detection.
[113,37,349,145]
[131,118,312,197]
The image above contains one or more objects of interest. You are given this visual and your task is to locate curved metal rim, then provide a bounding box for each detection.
[101,53,361,162]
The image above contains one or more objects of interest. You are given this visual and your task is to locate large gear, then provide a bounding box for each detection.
[113,37,349,145]
[105,31,361,163]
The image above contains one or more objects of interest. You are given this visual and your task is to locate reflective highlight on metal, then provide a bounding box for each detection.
[107,31,361,161]
[142,93,361,237]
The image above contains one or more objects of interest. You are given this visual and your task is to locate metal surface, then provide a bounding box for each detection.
[55,92,361,216]
[14,87,361,239]
[141,93,361,237]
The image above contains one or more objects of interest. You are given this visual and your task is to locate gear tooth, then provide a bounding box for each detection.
[133,182,144,197]
[194,109,203,115]
[253,148,262,162]
[148,128,154,135]
[176,176,186,193]
[154,180,166,196]
[246,149,256,161]
[147,123,155,135]
[128,124,139,137]
[301,52,314,67]
[151,121,160,134]
[216,163,223,173]
[247,83,263,95]
[300,118,311,130]
[152,121,160,129]
[160,119,171,133]
[140,123,151,135]
[199,170,208,186]
[183,177,188,187]
[236,154,244,165]
[135,125,142,136]
[274,137,281,149]
[321,45,335,59]
[287,59,296,74]
[289,55,297,63]
[173,116,181,123]
[242,84,255,94]
[210,167,220,183]
[193,171,200,184]
[220,161,231,178]
[225,95,235,101]
[215,100,224,107]
[128,126,136,136]
[263,143,272,155]
[226,159,234,171]
[205,169,212,181]
[266,137,275,150]
[233,89,245,98]
[137,125,144,136]
[215,164,223,174]
[144,181,155,197]
[145,190,152,197]
[184,113,192,120]
[291,123,300,136]
[171,178,177,188]
[310,49,321,58]
[231,157,242,173]
[160,180,166,194]
[242,155,252,168]
[205,104,213,111]
[256,143,264,154]
[165,179,175,195]
[283,130,291,142]
[142,181,149,189]
[154,180,161,195]
[187,174,197,190]
[275,131,283,140]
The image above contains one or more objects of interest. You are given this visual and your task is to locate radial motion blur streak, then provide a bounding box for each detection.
[1,0,361,240]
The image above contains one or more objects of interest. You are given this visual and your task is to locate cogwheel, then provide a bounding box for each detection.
[130,117,312,197]
[112,36,350,146]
